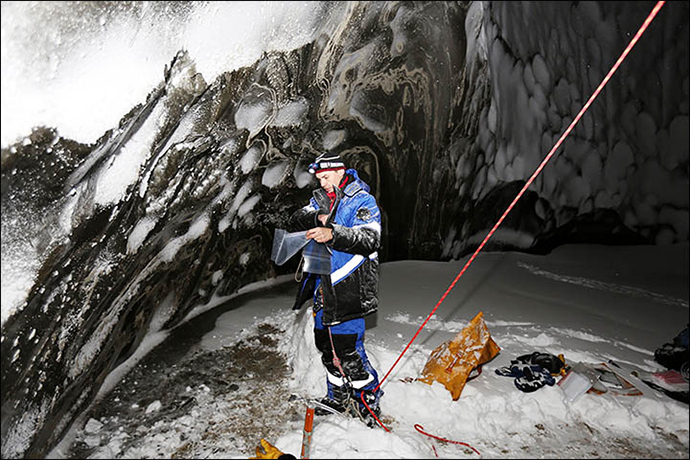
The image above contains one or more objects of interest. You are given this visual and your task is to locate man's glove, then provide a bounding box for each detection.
[312,188,332,213]
[250,438,296,460]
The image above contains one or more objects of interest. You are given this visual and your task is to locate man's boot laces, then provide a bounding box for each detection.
[343,390,378,425]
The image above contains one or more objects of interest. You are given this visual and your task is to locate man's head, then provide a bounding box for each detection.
[309,153,346,193]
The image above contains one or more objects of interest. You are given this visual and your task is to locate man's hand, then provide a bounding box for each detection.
[307,226,333,243]
[317,214,329,226]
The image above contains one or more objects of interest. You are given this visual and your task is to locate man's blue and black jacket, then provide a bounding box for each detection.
[288,169,381,326]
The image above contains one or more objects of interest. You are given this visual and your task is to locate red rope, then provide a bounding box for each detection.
[415,424,482,456]
[360,0,666,433]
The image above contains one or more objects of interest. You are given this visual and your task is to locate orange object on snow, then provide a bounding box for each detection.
[418,311,501,400]
[300,406,315,459]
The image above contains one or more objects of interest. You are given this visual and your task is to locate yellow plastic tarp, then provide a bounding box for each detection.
[418,311,501,400]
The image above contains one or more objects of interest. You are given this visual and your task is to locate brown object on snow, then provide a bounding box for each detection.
[417,311,501,400]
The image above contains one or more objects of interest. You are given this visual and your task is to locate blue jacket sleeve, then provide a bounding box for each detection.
[329,194,381,255]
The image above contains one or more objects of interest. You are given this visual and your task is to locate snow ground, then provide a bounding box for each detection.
[49,243,689,459]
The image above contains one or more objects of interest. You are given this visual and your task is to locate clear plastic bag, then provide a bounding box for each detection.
[270,228,309,265]
[302,240,331,275]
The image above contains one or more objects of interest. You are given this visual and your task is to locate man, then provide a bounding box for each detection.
[288,152,383,425]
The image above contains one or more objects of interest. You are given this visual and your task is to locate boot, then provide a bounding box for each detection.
[351,389,382,427]
[315,383,350,416]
